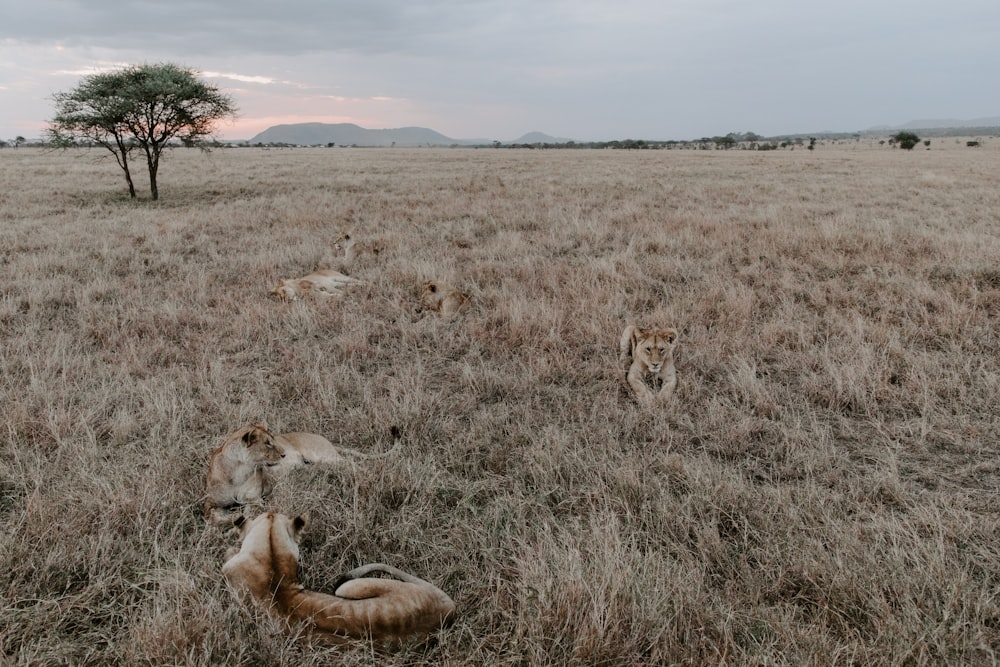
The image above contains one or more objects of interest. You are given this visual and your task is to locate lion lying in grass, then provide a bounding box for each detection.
[204,423,400,525]
[270,269,364,301]
[334,232,384,263]
[619,325,678,405]
[418,280,470,316]
[223,512,456,644]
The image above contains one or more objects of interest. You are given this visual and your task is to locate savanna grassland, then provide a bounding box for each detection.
[1,140,999,666]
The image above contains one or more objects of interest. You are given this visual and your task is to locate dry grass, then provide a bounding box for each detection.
[1,140,999,665]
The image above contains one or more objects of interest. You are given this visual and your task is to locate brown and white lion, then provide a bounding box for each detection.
[270,269,364,301]
[418,280,470,316]
[204,423,400,525]
[223,512,456,644]
[619,325,678,405]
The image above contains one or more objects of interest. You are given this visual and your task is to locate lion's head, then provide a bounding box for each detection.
[239,422,285,467]
[418,280,469,315]
[632,327,678,374]
[224,512,307,595]
[270,278,301,301]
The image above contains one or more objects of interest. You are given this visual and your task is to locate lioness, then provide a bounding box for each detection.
[418,280,470,316]
[223,512,456,644]
[204,423,400,525]
[271,269,364,301]
[619,325,678,405]
[334,232,383,262]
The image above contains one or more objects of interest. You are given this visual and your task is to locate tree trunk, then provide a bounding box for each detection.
[115,136,137,199]
[123,162,137,199]
[145,144,160,201]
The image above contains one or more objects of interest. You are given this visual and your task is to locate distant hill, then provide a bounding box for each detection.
[248,123,476,147]
[864,117,1000,133]
[246,123,577,147]
[512,131,575,144]
[897,116,1000,130]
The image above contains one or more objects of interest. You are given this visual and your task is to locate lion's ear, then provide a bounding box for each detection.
[243,423,266,445]
[427,282,437,293]
[631,326,644,349]
[665,329,678,344]
[292,514,308,540]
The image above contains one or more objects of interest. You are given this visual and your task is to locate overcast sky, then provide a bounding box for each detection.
[2,0,998,142]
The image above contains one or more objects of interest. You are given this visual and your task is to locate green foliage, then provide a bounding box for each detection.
[892,131,921,150]
[48,63,237,200]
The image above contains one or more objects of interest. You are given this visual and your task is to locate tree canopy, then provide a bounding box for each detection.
[48,63,237,200]
[891,131,921,151]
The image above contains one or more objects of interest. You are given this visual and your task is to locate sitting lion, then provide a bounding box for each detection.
[271,269,364,301]
[418,280,470,316]
[223,512,456,644]
[619,325,678,405]
[204,423,399,525]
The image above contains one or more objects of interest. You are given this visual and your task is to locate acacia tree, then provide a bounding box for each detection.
[892,131,921,151]
[48,63,237,200]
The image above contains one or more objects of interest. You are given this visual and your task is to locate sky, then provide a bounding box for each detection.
[2,0,999,142]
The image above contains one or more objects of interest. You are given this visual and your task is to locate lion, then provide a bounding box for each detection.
[334,232,383,263]
[619,325,678,405]
[204,423,400,525]
[418,280,471,316]
[271,269,364,301]
[223,512,456,644]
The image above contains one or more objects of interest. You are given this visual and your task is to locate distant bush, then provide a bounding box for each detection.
[892,131,920,150]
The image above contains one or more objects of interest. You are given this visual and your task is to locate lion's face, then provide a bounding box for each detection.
[334,232,351,250]
[419,281,442,309]
[242,423,285,466]
[634,328,677,374]
[271,279,300,301]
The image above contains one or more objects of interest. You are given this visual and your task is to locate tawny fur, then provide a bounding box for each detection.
[223,513,456,644]
[270,269,364,301]
[619,325,678,405]
[204,423,400,525]
[418,280,470,316]
[334,232,383,263]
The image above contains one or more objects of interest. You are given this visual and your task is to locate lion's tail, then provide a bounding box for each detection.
[335,563,431,587]
[338,425,402,461]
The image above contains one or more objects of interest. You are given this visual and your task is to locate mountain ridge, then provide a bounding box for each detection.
[247,122,565,146]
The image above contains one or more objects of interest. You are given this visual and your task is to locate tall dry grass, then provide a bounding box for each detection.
[1,140,998,665]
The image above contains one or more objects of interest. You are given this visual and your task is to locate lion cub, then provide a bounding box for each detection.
[204,423,399,525]
[619,325,678,405]
[334,232,383,263]
[271,269,364,301]
[223,512,456,644]
[418,280,471,316]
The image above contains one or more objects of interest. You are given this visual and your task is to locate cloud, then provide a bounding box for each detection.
[202,72,282,85]
[52,64,130,77]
